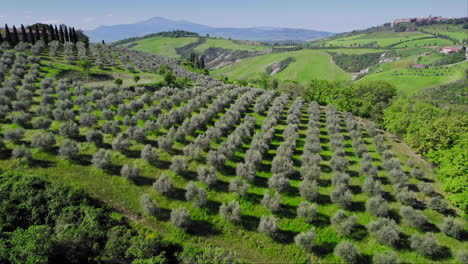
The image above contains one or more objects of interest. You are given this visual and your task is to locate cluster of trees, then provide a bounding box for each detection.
[328,52,383,72]
[1,23,85,47]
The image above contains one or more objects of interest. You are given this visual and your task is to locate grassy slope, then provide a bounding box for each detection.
[213,49,349,83]
[193,38,269,53]
[421,24,468,43]
[130,37,199,58]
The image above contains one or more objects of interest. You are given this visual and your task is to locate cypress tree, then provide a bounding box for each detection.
[49,25,56,41]
[200,56,205,69]
[64,25,70,42]
[54,25,60,42]
[41,25,48,45]
[0,29,3,43]
[20,24,27,43]
[72,28,78,43]
[28,26,35,44]
[34,24,40,43]
[59,26,65,43]
[12,26,19,45]
[4,24,11,45]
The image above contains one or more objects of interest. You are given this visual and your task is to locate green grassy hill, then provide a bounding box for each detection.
[0,41,466,263]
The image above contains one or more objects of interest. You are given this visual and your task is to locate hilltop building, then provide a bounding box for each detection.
[391,15,447,26]
[440,47,463,54]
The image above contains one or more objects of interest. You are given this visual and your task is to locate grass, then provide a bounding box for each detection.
[422,24,468,43]
[392,38,455,49]
[316,31,434,48]
[213,49,349,83]
[129,37,200,58]
[193,38,269,53]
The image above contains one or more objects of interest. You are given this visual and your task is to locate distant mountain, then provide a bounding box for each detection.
[86,16,336,43]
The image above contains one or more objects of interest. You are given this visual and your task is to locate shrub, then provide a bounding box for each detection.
[185,181,207,208]
[300,164,321,181]
[80,113,98,127]
[32,117,52,130]
[92,149,112,170]
[331,210,358,237]
[395,188,418,207]
[334,241,360,264]
[30,132,56,151]
[58,140,79,159]
[368,218,400,247]
[429,196,449,213]
[229,178,249,197]
[410,233,440,257]
[418,182,435,196]
[258,215,278,238]
[331,184,353,209]
[206,150,225,169]
[236,162,256,182]
[140,144,158,164]
[363,177,382,196]
[268,173,290,193]
[112,134,132,151]
[411,167,425,179]
[400,206,428,228]
[170,156,188,175]
[366,195,389,217]
[261,191,282,213]
[440,217,463,240]
[219,200,241,224]
[297,202,317,223]
[11,145,31,162]
[153,174,173,196]
[86,129,104,146]
[170,207,191,230]
[197,166,218,187]
[121,164,139,179]
[4,128,24,142]
[373,250,399,264]
[59,122,79,138]
[295,228,316,252]
[299,180,319,202]
[140,194,158,216]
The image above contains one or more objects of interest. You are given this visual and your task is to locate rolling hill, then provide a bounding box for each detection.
[86,16,336,43]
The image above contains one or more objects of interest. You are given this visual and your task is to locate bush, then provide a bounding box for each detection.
[299,180,319,202]
[331,184,353,209]
[4,128,24,142]
[418,182,435,196]
[86,129,103,146]
[59,122,79,138]
[140,194,158,216]
[268,173,290,193]
[170,156,188,175]
[410,233,440,257]
[206,150,225,169]
[140,144,158,164]
[170,207,191,230]
[58,140,79,159]
[400,206,428,228]
[297,202,317,223]
[411,167,425,179]
[197,166,217,187]
[236,162,256,182]
[219,200,241,224]
[228,178,249,197]
[152,174,173,196]
[261,191,282,213]
[258,215,278,238]
[294,228,316,252]
[331,210,358,237]
[32,117,52,130]
[31,132,56,151]
[112,134,132,152]
[300,164,321,181]
[368,218,400,247]
[429,196,449,213]
[185,181,207,208]
[396,188,418,207]
[440,217,463,239]
[92,149,112,170]
[334,241,360,264]
[121,164,139,179]
[363,177,382,196]
[11,145,31,162]
[366,195,389,217]
[373,250,399,264]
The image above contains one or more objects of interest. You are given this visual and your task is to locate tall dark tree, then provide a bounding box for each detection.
[71,27,77,43]
[12,26,19,45]
[28,26,35,44]
[64,25,70,42]
[34,24,41,43]
[54,25,60,42]
[0,29,3,43]
[59,26,65,43]
[4,24,11,45]
[49,25,56,41]
[200,56,205,69]
[41,25,49,45]
[20,24,27,43]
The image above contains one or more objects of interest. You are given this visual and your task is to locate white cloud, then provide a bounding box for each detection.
[84,17,96,22]
[106,13,113,17]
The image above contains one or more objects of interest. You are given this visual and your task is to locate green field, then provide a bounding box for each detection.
[213,49,349,82]
[392,38,454,48]
[194,38,269,53]
[422,24,468,43]
[129,36,199,58]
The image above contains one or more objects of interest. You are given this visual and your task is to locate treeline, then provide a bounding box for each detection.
[1,23,86,47]
[0,170,239,263]
[328,52,383,72]
[181,53,209,75]
[113,30,200,46]
[383,80,467,212]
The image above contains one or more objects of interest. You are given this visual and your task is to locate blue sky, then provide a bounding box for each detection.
[1,0,466,32]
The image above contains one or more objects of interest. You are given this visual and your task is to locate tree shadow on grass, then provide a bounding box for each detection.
[156,207,171,221]
[211,180,229,193]
[388,209,402,224]
[311,212,330,227]
[188,220,220,236]
[349,185,362,194]
[180,170,197,181]
[106,164,122,175]
[349,201,365,212]
[133,175,154,186]
[219,164,236,177]
[29,158,56,168]
[253,176,268,188]
[276,204,297,219]
[0,149,12,160]
[74,154,92,166]
[349,224,368,241]
[167,187,186,201]
[316,194,331,205]
[420,222,440,233]
[317,178,331,187]
[275,229,298,244]
[243,192,262,204]
[122,149,141,159]
[320,164,332,173]
[205,200,221,215]
[313,241,337,257]
[432,245,452,261]
[241,214,260,231]
[284,186,299,197]
[381,191,396,202]
[155,160,171,170]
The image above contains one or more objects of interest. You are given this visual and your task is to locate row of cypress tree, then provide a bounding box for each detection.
[1,23,84,46]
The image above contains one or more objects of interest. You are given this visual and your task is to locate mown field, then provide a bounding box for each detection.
[128,36,199,58]
[0,41,466,263]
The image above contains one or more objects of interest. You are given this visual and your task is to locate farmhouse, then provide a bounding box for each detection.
[440,47,462,54]
[411,64,427,69]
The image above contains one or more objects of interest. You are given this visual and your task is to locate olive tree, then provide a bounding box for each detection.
[185,181,207,208]
[410,232,440,257]
[58,140,79,160]
[91,149,112,170]
[140,194,158,216]
[440,217,463,240]
[334,241,360,264]
[297,201,317,223]
[121,164,140,179]
[258,215,278,238]
[261,191,282,213]
[141,144,158,164]
[229,178,249,197]
[373,250,399,264]
[295,228,316,252]
[401,206,428,228]
[368,218,400,247]
[299,180,319,202]
[366,195,389,217]
[170,207,191,230]
[153,174,173,196]
[170,156,188,175]
[219,200,241,224]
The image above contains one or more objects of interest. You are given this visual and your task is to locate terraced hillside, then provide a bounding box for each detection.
[0,41,466,263]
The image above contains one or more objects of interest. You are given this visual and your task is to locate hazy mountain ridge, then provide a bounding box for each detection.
[86,16,336,42]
